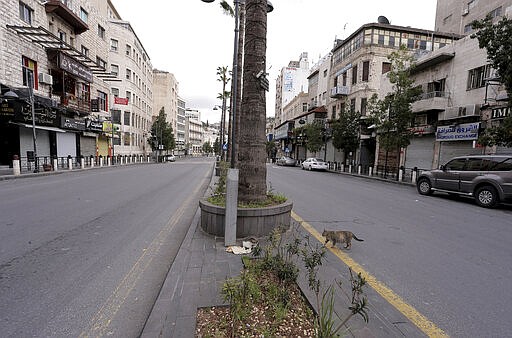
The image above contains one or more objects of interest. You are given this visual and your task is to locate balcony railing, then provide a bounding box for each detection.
[415,91,450,100]
[330,85,350,98]
[61,93,91,113]
[412,91,450,112]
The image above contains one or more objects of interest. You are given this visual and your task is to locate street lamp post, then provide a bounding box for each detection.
[27,71,38,172]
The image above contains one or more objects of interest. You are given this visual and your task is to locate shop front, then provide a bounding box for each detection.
[435,122,482,166]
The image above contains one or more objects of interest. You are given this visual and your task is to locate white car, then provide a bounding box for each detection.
[165,154,176,162]
[301,158,328,171]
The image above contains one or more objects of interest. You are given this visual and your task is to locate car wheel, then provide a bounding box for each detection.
[475,185,498,208]
[417,178,433,195]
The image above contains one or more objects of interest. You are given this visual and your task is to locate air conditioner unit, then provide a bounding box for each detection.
[462,8,469,16]
[38,73,53,85]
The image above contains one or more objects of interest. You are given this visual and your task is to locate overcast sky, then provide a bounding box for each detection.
[111,0,438,123]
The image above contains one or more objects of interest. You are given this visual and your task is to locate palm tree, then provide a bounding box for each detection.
[238,0,268,202]
[216,66,230,160]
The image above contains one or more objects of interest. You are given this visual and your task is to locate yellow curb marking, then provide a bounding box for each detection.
[80,173,209,338]
[292,210,449,338]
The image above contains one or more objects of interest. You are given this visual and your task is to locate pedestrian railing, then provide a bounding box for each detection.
[10,154,154,175]
[325,161,429,184]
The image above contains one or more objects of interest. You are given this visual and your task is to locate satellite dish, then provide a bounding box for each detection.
[378,16,390,24]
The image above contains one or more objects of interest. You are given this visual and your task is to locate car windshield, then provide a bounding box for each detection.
[315,158,324,162]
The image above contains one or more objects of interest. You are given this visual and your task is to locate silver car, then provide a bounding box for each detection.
[276,156,296,166]
[416,155,512,208]
[301,158,328,171]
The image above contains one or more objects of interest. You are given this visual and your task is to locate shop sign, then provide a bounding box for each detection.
[85,119,103,132]
[61,116,85,131]
[0,100,16,118]
[491,106,510,119]
[59,53,93,82]
[436,122,479,141]
[114,97,129,105]
[14,104,58,126]
[411,125,435,135]
[91,99,99,112]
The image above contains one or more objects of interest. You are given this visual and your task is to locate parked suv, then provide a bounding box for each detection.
[416,155,512,208]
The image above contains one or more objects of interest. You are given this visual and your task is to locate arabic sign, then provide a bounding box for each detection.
[85,119,103,132]
[60,116,85,131]
[59,53,93,82]
[14,104,58,127]
[436,122,479,141]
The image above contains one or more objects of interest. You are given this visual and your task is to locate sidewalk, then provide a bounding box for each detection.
[141,169,427,338]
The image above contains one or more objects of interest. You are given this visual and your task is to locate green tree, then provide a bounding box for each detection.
[303,121,324,154]
[150,107,175,152]
[331,104,361,157]
[367,45,421,163]
[265,140,277,159]
[472,16,512,147]
[202,141,213,154]
[213,137,220,156]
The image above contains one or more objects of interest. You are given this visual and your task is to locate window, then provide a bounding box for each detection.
[463,24,473,34]
[360,98,367,115]
[351,65,358,85]
[350,98,356,113]
[98,25,105,39]
[111,109,121,124]
[362,61,370,82]
[19,1,33,24]
[58,30,67,43]
[466,158,484,171]
[124,132,131,146]
[96,56,107,69]
[81,45,89,57]
[110,39,118,52]
[302,103,308,112]
[22,56,37,90]
[382,62,391,74]
[323,69,327,77]
[111,88,119,97]
[467,65,490,90]
[126,91,131,102]
[342,72,347,86]
[124,112,130,126]
[80,7,88,23]
[491,158,512,171]
[111,64,119,77]
[126,68,132,80]
[488,7,502,20]
[126,44,131,56]
[388,36,395,47]
[97,90,108,111]
[331,106,336,120]
[445,158,466,171]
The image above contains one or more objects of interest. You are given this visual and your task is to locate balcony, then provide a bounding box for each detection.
[412,91,449,113]
[45,0,89,34]
[60,93,91,114]
[330,85,350,98]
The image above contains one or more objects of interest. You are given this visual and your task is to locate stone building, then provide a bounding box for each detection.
[153,69,178,155]
[0,0,155,167]
[107,7,153,156]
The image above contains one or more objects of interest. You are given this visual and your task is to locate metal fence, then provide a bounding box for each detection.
[11,154,153,175]
[324,161,429,184]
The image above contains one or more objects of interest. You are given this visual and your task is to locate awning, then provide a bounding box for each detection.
[6,25,121,82]
[12,122,67,133]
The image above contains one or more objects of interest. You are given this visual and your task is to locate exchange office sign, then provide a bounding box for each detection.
[59,53,93,83]
[85,119,103,132]
[491,106,510,119]
[436,122,479,141]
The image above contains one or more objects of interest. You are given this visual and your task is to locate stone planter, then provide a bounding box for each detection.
[199,199,293,238]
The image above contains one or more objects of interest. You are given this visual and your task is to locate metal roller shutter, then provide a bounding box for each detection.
[496,146,512,154]
[405,135,435,170]
[80,135,96,157]
[439,141,480,165]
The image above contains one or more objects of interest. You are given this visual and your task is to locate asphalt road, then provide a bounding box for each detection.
[267,164,512,338]
[0,158,212,337]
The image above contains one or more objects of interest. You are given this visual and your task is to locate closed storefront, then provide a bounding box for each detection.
[80,134,97,157]
[97,135,109,156]
[439,141,480,164]
[57,132,76,157]
[20,127,51,158]
[405,135,435,170]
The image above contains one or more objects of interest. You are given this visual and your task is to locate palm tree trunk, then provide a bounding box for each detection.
[238,0,267,202]
[234,1,245,168]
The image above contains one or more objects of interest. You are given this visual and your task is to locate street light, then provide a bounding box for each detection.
[202,0,273,168]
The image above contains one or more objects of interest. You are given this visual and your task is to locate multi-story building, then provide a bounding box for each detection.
[435,0,511,36]
[153,69,178,157]
[184,108,203,155]
[107,5,153,156]
[0,0,116,167]
[0,0,157,168]
[405,0,512,169]
[274,52,310,126]
[176,97,186,154]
